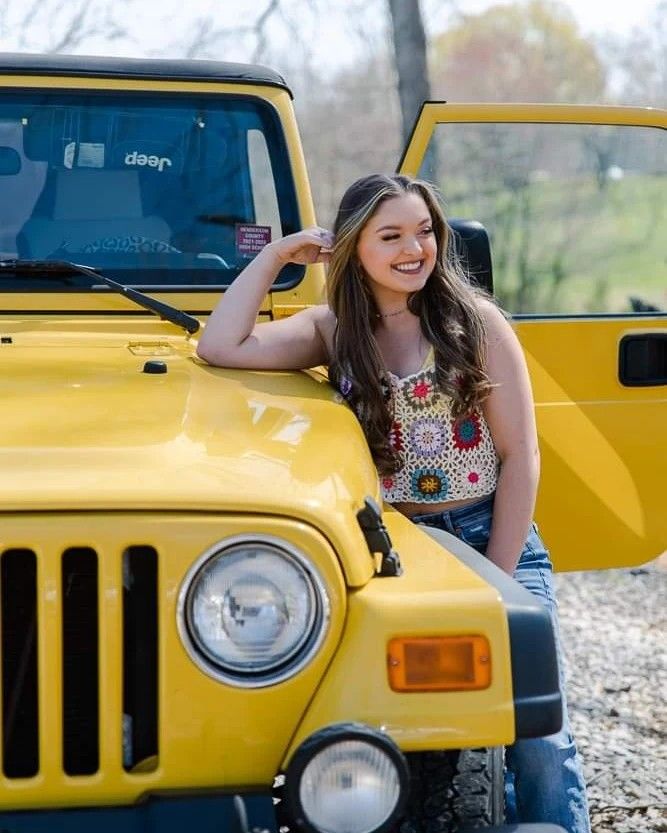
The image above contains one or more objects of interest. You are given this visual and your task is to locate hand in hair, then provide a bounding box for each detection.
[270,227,334,265]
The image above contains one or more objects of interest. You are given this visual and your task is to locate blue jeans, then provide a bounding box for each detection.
[411,494,591,833]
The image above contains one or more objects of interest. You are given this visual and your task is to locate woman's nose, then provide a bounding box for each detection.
[403,236,423,254]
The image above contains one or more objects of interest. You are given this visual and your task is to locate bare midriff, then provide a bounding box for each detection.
[392,493,491,519]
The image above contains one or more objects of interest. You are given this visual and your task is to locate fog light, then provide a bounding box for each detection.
[284,723,408,833]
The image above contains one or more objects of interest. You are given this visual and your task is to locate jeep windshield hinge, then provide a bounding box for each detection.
[356,497,403,577]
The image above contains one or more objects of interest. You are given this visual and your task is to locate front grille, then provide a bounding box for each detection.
[0,542,158,780]
[0,512,338,810]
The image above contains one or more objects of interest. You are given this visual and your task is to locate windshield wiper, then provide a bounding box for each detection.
[0,259,200,334]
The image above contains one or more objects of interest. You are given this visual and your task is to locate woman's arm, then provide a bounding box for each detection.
[196,228,334,369]
[479,301,541,575]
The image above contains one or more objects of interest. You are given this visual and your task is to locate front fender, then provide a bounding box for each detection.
[421,525,562,739]
[284,512,561,765]
[284,515,514,762]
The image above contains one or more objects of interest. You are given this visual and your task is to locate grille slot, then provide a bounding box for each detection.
[0,535,161,783]
[1,549,39,778]
[62,547,99,775]
[123,546,159,772]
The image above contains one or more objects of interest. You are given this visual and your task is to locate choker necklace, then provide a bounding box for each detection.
[376,306,408,318]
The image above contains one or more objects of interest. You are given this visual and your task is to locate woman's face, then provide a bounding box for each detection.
[355,192,438,302]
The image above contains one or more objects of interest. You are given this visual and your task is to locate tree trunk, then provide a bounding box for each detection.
[387,0,431,146]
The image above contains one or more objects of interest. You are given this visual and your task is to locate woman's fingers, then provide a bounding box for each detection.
[298,228,334,252]
[313,227,335,248]
[273,227,335,264]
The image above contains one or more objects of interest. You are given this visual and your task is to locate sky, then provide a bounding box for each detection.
[0,0,662,69]
[304,0,663,70]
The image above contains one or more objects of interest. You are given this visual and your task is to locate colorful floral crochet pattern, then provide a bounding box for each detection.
[381,363,499,503]
[453,413,482,450]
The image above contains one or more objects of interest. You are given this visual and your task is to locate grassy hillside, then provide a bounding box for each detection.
[446,174,666,314]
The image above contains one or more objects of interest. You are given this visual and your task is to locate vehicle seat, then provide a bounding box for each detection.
[17,169,172,258]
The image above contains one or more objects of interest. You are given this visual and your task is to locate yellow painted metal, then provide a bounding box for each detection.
[399,102,667,176]
[0,513,347,809]
[39,542,63,783]
[399,102,667,571]
[517,318,667,570]
[0,333,378,586]
[0,72,325,315]
[284,509,514,764]
[98,546,124,775]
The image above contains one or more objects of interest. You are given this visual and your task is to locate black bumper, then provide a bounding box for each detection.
[0,793,276,833]
[420,526,563,739]
[0,798,566,833]
[474,827,565,833]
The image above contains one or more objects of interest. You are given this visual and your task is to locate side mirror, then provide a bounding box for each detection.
[0,147,21,175]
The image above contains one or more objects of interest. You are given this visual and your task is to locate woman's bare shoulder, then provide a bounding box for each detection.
[311,304,337,359]
[474,297,513,346]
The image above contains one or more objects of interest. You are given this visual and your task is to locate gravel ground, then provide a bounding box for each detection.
[554,556,666,833]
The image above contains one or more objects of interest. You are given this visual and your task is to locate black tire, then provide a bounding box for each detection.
[399,747,504,833]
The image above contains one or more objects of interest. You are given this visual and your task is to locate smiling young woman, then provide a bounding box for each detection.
[197,173,591,833]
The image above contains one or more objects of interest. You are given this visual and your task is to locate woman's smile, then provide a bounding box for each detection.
[392,259,425,275]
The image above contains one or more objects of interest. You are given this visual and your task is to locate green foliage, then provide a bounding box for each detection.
[445,174,666,314]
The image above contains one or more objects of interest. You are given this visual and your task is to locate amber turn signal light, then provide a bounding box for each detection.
[387,635,491,692]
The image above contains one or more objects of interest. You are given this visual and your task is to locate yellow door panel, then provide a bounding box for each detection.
[399,103,667,571]
[519,319,666,570]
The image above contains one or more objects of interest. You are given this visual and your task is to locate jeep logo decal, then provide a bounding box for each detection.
[124,150,172,172]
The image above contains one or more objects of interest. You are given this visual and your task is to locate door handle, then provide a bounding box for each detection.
[619,333,667,386]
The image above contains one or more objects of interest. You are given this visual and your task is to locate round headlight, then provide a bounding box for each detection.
[178,535,329,686]
[284,724,409,833]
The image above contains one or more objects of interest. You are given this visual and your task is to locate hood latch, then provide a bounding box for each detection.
[357,497,403,577]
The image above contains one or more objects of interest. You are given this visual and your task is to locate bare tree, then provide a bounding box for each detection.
[0,0,127,53]
[598,1,667,107]
[386,0,431,145]
[176,0,323,71]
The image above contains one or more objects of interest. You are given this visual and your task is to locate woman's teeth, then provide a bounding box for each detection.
[393,260,423,273]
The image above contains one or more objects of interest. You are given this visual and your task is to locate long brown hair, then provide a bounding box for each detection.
[327,173,493,474]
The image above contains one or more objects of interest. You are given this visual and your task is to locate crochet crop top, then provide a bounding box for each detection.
[346,349,500,504]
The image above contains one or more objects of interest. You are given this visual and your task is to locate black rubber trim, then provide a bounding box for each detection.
[420,527,562,739]
[511,312,667,320]
[0,266,306,294]
[0,793,277,832]
[0,53,291,95]
[461,826,566,832]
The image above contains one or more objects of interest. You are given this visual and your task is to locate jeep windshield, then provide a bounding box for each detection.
[0,90,302,290]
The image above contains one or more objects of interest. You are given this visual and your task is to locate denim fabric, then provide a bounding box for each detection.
[411,494,591,833]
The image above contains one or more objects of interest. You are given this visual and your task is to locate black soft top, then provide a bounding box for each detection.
[0,52,291,95]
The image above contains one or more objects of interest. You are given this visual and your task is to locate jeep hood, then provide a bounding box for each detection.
[0,337,380,584]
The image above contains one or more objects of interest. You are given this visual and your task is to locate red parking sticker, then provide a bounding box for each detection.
[236,224,272,256]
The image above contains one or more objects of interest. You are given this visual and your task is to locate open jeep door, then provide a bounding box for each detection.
[399,103,666,571]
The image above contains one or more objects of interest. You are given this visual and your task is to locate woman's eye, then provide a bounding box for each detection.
[381,234,400,241]
[420,227,434,235]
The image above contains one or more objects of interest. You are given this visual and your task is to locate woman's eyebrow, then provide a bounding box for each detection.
[375,217,432,233]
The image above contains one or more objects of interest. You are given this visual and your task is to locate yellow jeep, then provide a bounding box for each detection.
[0,53,664,833]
